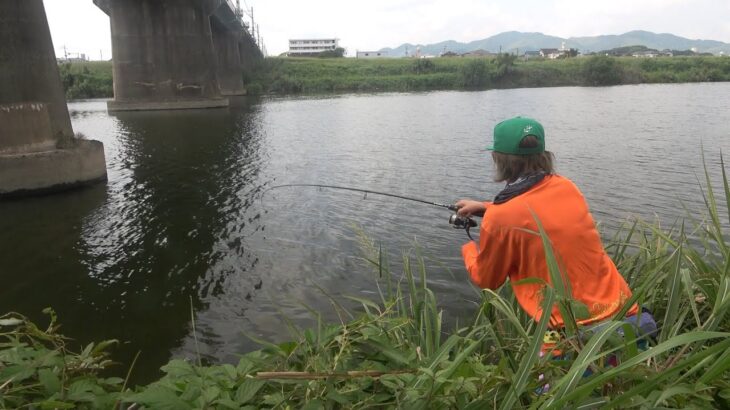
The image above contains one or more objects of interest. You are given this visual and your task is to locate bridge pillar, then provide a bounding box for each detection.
[0,0,107,197]
[211,20,245,96]
[99,0,228,111]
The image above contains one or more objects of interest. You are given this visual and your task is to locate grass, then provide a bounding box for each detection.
[246,55,730,94]
[1,154,730,408]
[58,55,730,99]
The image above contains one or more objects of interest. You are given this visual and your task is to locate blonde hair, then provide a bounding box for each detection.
[492,135,555,183]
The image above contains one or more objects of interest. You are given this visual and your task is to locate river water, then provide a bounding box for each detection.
[2,83,729,383]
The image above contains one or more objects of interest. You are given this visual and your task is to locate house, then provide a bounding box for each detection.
[540,48,561,59]
[356,51,388,58]
[288,38,339,57]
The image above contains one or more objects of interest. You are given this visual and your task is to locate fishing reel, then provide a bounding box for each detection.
[449,214,477,229]
[449,213,478,240]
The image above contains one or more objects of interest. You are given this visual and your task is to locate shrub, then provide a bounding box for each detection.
[411,59,436,74]
[459,59,491,88]
[582,55,623,86]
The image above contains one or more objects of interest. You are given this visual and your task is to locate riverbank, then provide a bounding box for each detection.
[60,55,730,99]
[248,55,730,94]
[3,160,730,408]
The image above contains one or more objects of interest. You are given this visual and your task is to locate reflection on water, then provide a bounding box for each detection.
[1,84,729,384]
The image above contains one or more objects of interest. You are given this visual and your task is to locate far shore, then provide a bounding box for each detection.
[59,55,730,100]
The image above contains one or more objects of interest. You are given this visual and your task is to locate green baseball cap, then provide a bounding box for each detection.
[487,116,545,155]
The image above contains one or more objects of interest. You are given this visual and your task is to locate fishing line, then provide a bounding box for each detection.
[262,183,478,239]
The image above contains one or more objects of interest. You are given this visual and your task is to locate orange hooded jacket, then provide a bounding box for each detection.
[461,175,638,328]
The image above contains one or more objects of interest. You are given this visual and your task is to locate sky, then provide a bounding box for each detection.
[43,0,730,59]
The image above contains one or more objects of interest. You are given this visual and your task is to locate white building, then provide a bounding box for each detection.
[356,50,387,58]
[288,38,339,56]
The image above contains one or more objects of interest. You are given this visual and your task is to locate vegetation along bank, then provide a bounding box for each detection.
[2,160,730,408]
[60,55,730,99]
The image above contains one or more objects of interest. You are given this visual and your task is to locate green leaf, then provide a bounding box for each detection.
[38,368,61,395]
[126,386,194,410]
[500,286,555,410]
[654,385,696,407]
[67,379,99,402]
[379,375,405,390]
[235,379,266,404]
[39,400,76,409]
[302,399,325,410]
[698,345,730,384]
[161,359,195,378]
[262,392,285,406]
[364,338,413,366]
[569,300,591,321]
[102,377,125,386]
[215,397,241,409]
[236,357,257,375]
[278,341,298,356]
[0,364,35,383]
[326,388,351,405]
[199,385,221,404]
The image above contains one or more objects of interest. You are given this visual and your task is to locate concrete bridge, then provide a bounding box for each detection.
[1,0,107,197]
[94,0,263,111]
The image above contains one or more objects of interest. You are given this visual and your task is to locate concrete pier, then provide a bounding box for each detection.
[0,0,107,197]
[97,0,228,111]
[95,0,264,110]
[211,19,246,96]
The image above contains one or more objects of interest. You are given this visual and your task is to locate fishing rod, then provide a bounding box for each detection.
[263,184,478,239]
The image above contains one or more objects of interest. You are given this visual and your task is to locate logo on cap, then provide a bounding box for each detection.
[523,125,533,134]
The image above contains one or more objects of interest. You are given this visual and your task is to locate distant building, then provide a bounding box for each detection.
[523,50,541,60]
[540,48,561,59]
[288,38,339,57]
[440,51,459,57]
[57,51,89,63]
[631,50,659,58]
[356,50,388,58]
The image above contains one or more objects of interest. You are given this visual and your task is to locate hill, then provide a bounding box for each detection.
[379,30,730,56]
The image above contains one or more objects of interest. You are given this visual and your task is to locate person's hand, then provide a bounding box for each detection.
[455,199,486,217]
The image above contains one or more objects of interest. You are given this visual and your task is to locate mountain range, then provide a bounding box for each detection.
[378,30,730,56]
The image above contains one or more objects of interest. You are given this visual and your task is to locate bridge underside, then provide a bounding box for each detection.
[95,0,262,111]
